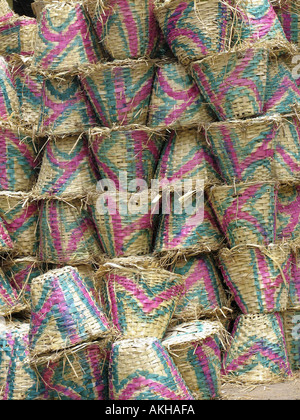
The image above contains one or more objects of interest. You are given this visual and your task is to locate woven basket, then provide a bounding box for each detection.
[154,191,224,259]
[0,216,13,253]
[162,321,225,400]
[2,257,45,307]
[231,0,289,47]
[88,0,160,59]
[0,0,15,24]
[264,56,300,115]
[0,268,27,316]
[274,0,300,47]
[191,48,269,121]
[97,259,183,339]
[33,2,103,73]
[155,128,222,191]
[109,337,194,400]
[154,0,232,65]
[0,56,19,121]
[29,266,112,359]
[148,61,215,129]
[38,75,98,137]
[209,182,277,247]
[290,250,300,309]
[80,60,155,127]
[32,136,99,199]
[223,313,292,384]
[0,123,39,192]
[277,184,300,244]
[0,16,37,57]
[0,192,39,256]
[89,127,163,191]
[0,321,43,400]
[89,190,154,258]
[218,244,291,314]
[38,199,103,265]
[169,254,229,323]
[282,309,300,371]
[34,340,111,400]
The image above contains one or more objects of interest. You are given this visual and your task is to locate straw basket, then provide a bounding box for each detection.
[223,313,292,384]
[162,321,225,400]
[274,1,300,48]
[263,56,300,115]
[154,0,232,65]
[2,257,45,307]
[109,337,194,400]
[33,2,103,73]
[191,48,269,121]
[34,340,111,400]
[29,266,112,359]
[277,184,300,244]
[89,127,163,191]
[155,129,222,191]
[218,244,291,314]
[290,250,300,309]
[0,268,27,316]
[148,61,215,129]
[0,0,16,24]
[80,61,155,127]
[282,309,300,371]
[231,0,288,47]
[32,136,99,199]
[0,216,13,253]
[0,321,43,400]
[209,182,277,247]
[0,123,39,192]
[88,0,160,59]
[0,193,39,256]
[154,191,224,259]
[38,76,98,137]
[169,255,228,323]
[89,190,154,258]
[0,16,37,57]
[38,199,103,265]
[0,56,19,121]
[206,115,300,184]
[97,259,183,339]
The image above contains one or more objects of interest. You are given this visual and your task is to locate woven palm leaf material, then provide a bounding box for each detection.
[223,313,292,384]
[2,257,45,307]
[282,309,300,371]
[80,60,155,127]
[169,254,229,323]
[0,267,27,316]
[218,244,291,314]
[38,199,103,265]
[34,340,111,400]
[162,321,227,400]
[89,126,163,191]
[88,190,154,258]
[109,337,194,400]
[0,16,37,57]
[37,75,98,137]
[96,258,183,339]
[155,128,222,192]
[148,61,215,129]
[0,56,19,121]
[209,182,277,247]
[0,0,16,24]
[263,55,300,115]
[230,0,289,47]
[277,184,300,244]
[32,136,99,199]
[154,191,224,260]
[0,321,44,400]
[154,0,232,65]
[32,2,103,74]
[0,216,13,253]
[190,48,269,121]
[29,266,112,359]
[0,192,39,256]
[289,249,300,309]
[0,123,39,192]
[206,115,300,184]
[274,0,300,48]
[87,0,160,60]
